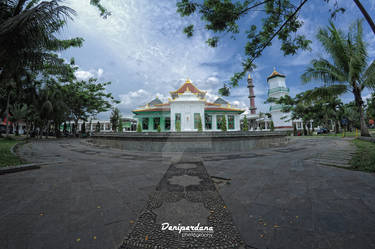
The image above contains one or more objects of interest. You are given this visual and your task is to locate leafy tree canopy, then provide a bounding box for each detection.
[302,20,375,136]
[176,0,317,94]
[90,0,111,18]
[176,0,375,96]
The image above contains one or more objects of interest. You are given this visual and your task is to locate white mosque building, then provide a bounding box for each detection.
[131,69,310,133]
[132,79,244,132]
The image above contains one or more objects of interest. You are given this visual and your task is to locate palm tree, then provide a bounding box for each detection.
[110,108,120,132]
[0,1,77,136]
[0,0,75,84]
[302,20,375,137]
[9,103,28,135]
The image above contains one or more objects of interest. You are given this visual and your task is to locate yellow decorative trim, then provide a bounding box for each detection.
[267,67,285,79]
[170,79,203,94]
[205,107,244,111]
[205,102,221,106]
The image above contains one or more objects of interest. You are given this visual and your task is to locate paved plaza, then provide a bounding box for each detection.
[1,137,375,249]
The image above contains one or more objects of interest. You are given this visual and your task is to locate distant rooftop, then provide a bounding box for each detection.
[148,98,163,106]
[214,97,229,105]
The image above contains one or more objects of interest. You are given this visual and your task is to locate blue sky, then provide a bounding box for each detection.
[60,0,375,118]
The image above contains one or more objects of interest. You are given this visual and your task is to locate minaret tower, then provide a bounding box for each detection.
[267,67,292,130]
[247,74,256,114]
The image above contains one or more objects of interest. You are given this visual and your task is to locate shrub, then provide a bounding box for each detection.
[136,123,142,132]
[118,121,123,132]
[197,115,203,132]
[242,115,248,131]
[270,121,274,131]
[176,121,181,132]
[96,121,100,132]
[221,116,227,131]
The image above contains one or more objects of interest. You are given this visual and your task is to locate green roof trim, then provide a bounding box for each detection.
[269,104,283,111]
[268,87,289,95]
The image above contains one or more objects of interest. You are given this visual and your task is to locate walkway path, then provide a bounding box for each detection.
[0,137,374,249]
[305,138,356,168]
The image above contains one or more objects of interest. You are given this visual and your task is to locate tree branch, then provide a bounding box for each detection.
[249,0,309,65]
[236,0,273,17]
[353,0,375,36]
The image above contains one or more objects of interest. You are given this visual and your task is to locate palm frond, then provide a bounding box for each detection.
[348,20,368,83]
[309,85,347,100]
[316,22,349,73]
[25,0,43,10]
[363,60,375,90]
[301,58,345,84]
[0,0,75,75]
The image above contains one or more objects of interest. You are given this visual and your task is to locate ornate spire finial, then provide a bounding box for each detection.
[273,67,276,72]
[248,73,251,79]
[186,78,191,83]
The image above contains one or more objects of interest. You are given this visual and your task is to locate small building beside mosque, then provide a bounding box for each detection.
[132,79,244,132]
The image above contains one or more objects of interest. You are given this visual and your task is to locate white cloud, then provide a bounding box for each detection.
[364,93,372,102]
[118,89,150,113]
[74,70,94,80]
[155,92,169,103]
[65,0,240,115]
[97,68,104,78]
[206,76,219,84]
[117,89,170,114]
[74,67,106,81]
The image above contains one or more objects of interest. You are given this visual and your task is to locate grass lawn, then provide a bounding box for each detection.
[319,131,357,137]
[351,139,375,172]
[318,129,375,137]
[0,138,24,167]
[292,128,374,138]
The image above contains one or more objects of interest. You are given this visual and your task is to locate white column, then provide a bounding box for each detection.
[171,115,175,132]
[235,115,240,131]
[212,114,217,131]
[201,113,205,131]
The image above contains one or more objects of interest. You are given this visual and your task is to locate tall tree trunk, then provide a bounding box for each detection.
[74,119,79,137]
[15,122,19,136]
[353,86,370,136]
[26,121,30,138]
[55,120,61,138]
[5,90,10,138]
[353,0,375,36]
[307,122,311,135]
[45,121,49,139]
